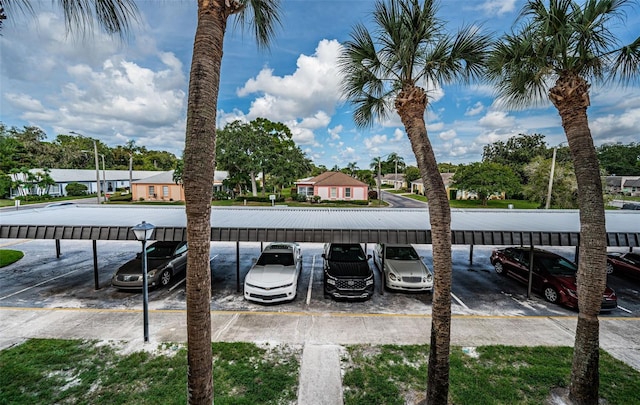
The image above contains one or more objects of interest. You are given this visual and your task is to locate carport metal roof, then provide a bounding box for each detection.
[1,205,638,246]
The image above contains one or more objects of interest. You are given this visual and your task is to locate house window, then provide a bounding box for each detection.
[330,187,337,198]
[345,188,351,198]
[163,186,169,197]
[148,186,155,197]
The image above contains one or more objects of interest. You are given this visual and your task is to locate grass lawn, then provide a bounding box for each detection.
[0,250,24,267]
[0,339,300,405]
[2,339,638,405]
[342,344,640,405]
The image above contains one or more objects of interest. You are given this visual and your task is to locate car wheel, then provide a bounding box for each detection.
[543,286,559,303]
[494,262,505,275]
[160,269,172,287]
[606,262,615,275]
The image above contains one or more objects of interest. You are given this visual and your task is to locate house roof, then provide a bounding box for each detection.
[381,174,405,181]
[411,173,455,187]
[132,170,228,185]
[23,168,164,183]
[297,171,367,187]
[623,178,640,187]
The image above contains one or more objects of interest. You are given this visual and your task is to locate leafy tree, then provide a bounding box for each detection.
[181,3,282,402]
[437,162,459,173]
[482,133,548,181]
[597,142,640,175]
[487,0,640,402]
[523,156,578,208]
[405,166,421,184]
[452,162,521,205]
[340,0,490,401]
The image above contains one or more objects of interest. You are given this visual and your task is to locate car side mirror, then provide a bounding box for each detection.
[321,253,326,259]
[367,254,372,260]
[136,252,142,259]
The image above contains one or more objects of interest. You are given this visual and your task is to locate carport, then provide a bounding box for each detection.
[1,204,638,294]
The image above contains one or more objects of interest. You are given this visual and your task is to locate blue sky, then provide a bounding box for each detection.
[1,0,639,170]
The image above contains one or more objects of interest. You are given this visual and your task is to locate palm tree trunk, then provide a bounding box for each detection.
[183,2,227,403]
[551,76,606,405]
[396,86,452,404]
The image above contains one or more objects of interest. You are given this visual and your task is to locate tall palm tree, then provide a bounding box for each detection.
[182,1,281,403]
[340,0,491,402]
[487,1,639,403]
[5,1,281,403]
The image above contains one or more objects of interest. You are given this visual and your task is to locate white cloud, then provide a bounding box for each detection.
[392,128,404,141]
[465,101,484,116]
[329,125,343,140]
[364,134,388,151]
[439,129,457,141]
[478,110,516,129]
[477,0,517,16]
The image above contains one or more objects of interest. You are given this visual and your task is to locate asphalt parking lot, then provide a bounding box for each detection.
[1,239,638,317]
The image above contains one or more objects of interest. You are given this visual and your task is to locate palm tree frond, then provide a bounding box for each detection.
[611,36,640,83]
[57,0,139,38]
[235,0,282,50]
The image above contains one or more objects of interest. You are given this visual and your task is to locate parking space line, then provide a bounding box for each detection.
[450,292,469,310]
[306,255,316,306]
[617,305,632,314]
[0,268,82,300]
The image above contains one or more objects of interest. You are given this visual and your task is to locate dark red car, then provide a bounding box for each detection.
[607,252,640,277]
[490,247,617,311]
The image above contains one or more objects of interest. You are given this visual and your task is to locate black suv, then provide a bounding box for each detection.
[322,243,374,300]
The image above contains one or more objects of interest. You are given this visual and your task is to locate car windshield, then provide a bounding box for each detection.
[146,245,175,258]
[538,255,577,275]
[329,245,366,262]
[257,252,294,266]
[385,246,419,260]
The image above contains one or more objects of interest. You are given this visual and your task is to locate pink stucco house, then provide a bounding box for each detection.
[295,171,369,201]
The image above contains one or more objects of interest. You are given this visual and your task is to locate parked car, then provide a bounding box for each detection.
[373,243,433,292]
[112,241,188,290]
[244,242,302,303]
[322,243,374,300]
[489,247,617,311]
[607,252,640,277]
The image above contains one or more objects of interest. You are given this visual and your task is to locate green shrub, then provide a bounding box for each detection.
[66,182,88,196]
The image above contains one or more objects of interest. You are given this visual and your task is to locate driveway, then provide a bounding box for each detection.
[380,190,427,208]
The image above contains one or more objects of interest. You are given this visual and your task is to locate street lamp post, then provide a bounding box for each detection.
[131,221,155,343]
[71,131,101,204]
[545,142,567,209]
[100,154,106,198]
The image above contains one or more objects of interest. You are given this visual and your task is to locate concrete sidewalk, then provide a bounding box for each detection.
[2,307,639,403]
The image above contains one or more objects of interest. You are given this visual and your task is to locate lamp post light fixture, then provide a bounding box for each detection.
[131,221,155,343]
[71,131,101,204]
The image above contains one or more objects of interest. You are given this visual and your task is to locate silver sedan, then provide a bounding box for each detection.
[373,243,433,292]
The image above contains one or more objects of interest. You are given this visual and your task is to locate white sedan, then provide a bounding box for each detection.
[373,243,433,292]
[244,242,302,303]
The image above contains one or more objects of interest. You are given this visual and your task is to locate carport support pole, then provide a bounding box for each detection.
[55,239,61,258]
[236,241,241,293]
[469,245,474,265]
[527,245,534,299]
[92,240,100,290]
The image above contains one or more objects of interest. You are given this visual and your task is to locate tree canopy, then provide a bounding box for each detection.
[215,118,310,194]
[452,161,521,205]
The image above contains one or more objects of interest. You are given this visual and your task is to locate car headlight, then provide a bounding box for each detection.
[567,288,577,298]
[327,278,336,285]
[148,270,157,278]
[388,271,399,282]
[424,274,433,283]
[366,278,374,286]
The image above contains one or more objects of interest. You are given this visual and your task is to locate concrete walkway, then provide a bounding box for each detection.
[1,307,639,404]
